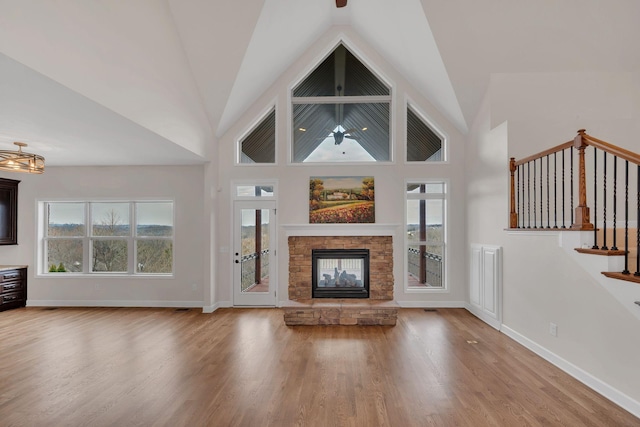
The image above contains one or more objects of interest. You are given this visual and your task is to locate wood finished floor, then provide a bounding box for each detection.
[0,307,637,427]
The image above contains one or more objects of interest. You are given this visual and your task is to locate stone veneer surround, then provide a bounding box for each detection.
[285,234,398,326]
[288,235,394,300]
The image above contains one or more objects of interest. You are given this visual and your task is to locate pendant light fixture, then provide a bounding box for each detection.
[0,142,45,174]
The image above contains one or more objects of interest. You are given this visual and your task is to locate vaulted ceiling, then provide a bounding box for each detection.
[0,0,638,166]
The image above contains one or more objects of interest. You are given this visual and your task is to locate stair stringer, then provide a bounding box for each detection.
[559,231,640,322]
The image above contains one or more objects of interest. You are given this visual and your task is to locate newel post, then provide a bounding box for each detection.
[571,129,594,229]
[509,157,518,228]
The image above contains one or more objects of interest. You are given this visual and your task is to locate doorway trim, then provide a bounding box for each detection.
[231,180,278,307]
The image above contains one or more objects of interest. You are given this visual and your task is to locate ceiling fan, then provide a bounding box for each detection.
[330,128,357,145]
[336,0,347,8]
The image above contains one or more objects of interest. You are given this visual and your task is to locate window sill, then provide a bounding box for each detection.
[36,273,174,279]
[404,286,449,293]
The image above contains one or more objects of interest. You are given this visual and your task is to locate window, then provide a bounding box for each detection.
[407,104,444,162]
[406,182,446,289]
[233,181,277,199]
[42,201,173,275]
[292,43,391,163]
[239,108,276,164]
[236,185,274,198]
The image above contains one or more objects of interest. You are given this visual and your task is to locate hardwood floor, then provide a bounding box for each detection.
[0,307,637,426]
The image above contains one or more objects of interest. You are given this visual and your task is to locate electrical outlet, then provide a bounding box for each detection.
[550,322,558,337]
[191,283,198,291]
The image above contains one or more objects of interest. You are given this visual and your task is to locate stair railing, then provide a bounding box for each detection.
[510,130,640,278]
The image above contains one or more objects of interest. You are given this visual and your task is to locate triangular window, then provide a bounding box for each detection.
[406,105,444,162]
[239,108,275,164]
[292,44,391,163]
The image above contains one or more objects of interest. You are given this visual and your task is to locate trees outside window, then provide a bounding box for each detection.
[42,201,173,275]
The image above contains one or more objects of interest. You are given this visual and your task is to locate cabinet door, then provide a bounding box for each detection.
[0,178,19,245]
[469,244,502,330]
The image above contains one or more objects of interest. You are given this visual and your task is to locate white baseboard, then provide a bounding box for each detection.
[202,301,232,313]
[464,303,501,330]
[501,324,640,419]
[28,300,203,308]
[396,300,465,308]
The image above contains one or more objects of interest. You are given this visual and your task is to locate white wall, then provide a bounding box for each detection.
[213,27,467,307]
[466,74,640,409]
[0,165,207,307]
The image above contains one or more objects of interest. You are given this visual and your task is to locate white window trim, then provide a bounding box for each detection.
[287,37,396,166]
[38,200,175,278]
[404,97,449,165]
[404,179,449,293]
[235,101,278,166]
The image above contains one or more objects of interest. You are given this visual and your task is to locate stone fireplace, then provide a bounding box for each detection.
[284,231,398,325]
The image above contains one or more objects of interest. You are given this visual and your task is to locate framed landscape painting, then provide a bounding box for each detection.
[309,176,375,223]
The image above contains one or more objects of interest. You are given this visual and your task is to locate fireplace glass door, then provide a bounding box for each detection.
[312,249,369,298]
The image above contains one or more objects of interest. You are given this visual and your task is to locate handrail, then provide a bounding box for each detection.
[581,131,640,166]
[515,132,640,168]
[513,141,574,167]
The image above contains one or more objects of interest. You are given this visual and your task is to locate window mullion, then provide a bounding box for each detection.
[84,202,90,274]
[292,95,391,104]
[130,202,136,274]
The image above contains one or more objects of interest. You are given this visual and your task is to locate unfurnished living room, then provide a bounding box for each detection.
[1,1,639,426]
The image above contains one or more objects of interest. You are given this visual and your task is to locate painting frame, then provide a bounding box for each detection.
[309,176,375,224]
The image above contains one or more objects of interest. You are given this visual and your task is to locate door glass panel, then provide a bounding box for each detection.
[407,244,444,288]
[240,208,270,293]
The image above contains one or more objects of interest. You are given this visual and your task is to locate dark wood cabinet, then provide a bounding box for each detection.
[0,178,19,245]
[0,267,27,311]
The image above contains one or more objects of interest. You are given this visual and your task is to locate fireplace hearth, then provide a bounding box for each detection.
[312,248,369,298]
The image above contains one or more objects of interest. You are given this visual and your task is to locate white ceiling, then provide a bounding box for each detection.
[0,0,638,166]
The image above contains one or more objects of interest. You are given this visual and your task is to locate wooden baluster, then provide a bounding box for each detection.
[572,130,594,229]
[509,158,517,228]
[570,147,574,225]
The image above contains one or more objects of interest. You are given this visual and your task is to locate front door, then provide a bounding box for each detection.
[233,200,277,306]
